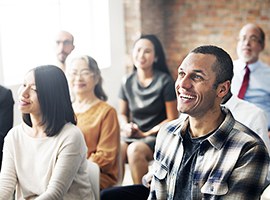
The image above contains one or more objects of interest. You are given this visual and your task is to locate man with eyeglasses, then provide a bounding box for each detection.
[231,23,270,138]
[55,30,75,72]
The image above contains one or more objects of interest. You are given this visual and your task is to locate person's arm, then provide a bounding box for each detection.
[0,89,14,169]
[0,132,17,200]
[142,170,154,188]
[251,109,270,152]
[133,75,178,138]
[0,88,14,136]
[131,100,178,138]
[118,99,134,137]
[35,129,87,200]
[89,108,120,171]
[143,100,178,136]
[118,99,129,124]
[0,90,14,148]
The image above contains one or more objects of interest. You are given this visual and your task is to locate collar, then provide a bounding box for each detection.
[207,107,235,150]
[169,114,189,136]
[236,59,261,73]
[177,108,235,150]
[222,94,238,112]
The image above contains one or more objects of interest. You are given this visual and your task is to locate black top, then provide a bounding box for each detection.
[119,70,176,132]
[0,85,14,170]
[173,128,214,200]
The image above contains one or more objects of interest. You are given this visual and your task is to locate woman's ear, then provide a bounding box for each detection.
[154,57,158,63]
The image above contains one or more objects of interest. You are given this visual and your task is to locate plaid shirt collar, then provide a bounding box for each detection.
[174,107,235,150]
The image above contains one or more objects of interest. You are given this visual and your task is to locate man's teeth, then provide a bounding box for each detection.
[181,94,194,99]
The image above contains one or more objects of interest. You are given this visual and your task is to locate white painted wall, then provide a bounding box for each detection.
[0,0,126,126]
[102,0,126,110]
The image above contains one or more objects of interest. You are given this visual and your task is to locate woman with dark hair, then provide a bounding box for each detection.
[67,55,120,190]
[132,34,170,74]
[119,34,178,184]
[0,65,94,200]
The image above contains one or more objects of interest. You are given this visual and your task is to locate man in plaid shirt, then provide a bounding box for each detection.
[148,45,269,200]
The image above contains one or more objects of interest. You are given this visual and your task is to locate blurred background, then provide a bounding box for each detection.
[0,0,270,125]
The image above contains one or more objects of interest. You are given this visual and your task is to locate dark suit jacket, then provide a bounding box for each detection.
[0,85,14,170]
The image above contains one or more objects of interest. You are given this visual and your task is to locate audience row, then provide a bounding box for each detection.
[0,22,270,199]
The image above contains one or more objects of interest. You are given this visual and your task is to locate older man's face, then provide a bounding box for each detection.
[237,24,264,64]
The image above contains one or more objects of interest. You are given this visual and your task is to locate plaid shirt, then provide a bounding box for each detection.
[148,108,269,200]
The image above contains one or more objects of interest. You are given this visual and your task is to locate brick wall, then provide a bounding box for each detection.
[123,0,270,79]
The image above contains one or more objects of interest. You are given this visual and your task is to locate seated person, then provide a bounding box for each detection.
[54,30,75,71]
[0,65,94,199]
[101,45,269,200]
[119,34,178,184]
[0,85,14,170]
[231,23,270,136]
[67,55,120,190]
[149,45,269,199]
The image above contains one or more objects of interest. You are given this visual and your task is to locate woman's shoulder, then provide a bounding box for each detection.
[4,123,28,145]
[6,123,24,137]
[0,85,10,94]
[121,71,136,84]
[95,101,117,115]
[61,123,81,133]
[97,100,114,108]
[59,123,84,140]
[0,86,13,104]
[56,123,87,153]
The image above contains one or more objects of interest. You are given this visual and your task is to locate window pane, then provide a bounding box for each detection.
[0,0,111,85]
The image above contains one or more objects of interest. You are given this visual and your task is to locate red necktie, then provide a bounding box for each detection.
[238,65,250,99]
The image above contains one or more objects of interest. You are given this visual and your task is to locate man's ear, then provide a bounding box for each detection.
[217,80,230,98]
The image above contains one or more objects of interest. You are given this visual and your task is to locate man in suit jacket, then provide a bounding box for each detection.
[0,85,14,170]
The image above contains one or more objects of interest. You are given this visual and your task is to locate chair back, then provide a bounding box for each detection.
[88,161,100,200]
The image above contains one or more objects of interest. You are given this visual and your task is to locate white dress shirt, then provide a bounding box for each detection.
[232,59,270,129]
[223,94,270,152]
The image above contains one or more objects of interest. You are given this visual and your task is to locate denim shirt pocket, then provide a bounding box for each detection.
[201,181,228,196]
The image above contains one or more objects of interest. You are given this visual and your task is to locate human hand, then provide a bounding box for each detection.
[130,123,147,138]
[121,122,146,138]
[121,122,135,137]
[142,171,153,188]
